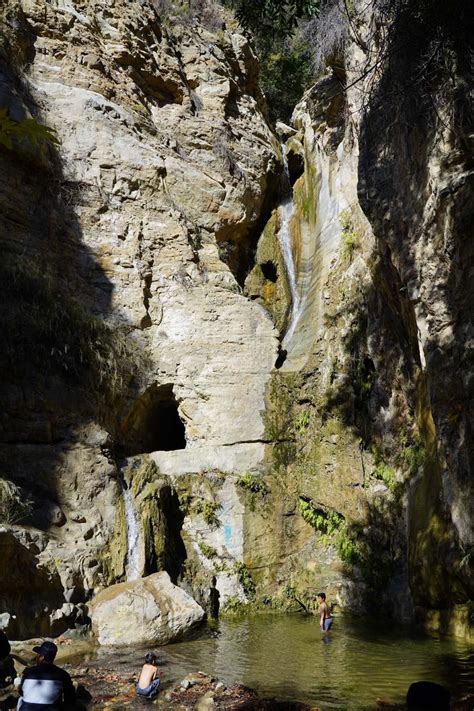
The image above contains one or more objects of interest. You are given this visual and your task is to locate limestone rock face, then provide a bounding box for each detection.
[0,0,279,634]
[0,527,64,639]
[242,0,473,640]
[90,572,205,646]
[12,0,280,449]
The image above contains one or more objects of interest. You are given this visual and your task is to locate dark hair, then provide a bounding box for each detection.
[406,681,450,711]
[0,631,11,659]
[145,653,159,666]
[317,592,326,600]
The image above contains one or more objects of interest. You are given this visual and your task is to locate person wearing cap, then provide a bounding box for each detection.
[17,641,75,710]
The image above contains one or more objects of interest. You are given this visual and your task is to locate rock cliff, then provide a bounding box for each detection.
[0,0,472,643]
[0,0,279,637]
[242,0,473,640]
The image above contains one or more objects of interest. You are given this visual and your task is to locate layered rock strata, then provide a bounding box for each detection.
[0,0,279,636]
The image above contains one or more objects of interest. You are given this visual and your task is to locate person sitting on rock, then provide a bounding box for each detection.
[17,640,75,710]
[136,653,161,699]
[0,631,16,688]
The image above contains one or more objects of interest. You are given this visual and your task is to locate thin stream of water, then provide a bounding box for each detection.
[278,145,303,346]
[123,484,140,581]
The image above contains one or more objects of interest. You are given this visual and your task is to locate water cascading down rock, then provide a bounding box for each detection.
[278,146,302,348]
[123,486,141,582]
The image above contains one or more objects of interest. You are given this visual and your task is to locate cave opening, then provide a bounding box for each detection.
[261,260,278,282]
[144,485,187,583]
[119,383,186,455]
[286,150,304,186]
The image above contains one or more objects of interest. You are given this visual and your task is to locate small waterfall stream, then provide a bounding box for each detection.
[278,146,303,346]
[118,463,141,581]
[124,486,141,581]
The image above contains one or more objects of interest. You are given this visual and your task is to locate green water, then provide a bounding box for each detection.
[90,614,474,709]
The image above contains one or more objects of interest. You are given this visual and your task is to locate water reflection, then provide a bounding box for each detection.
[86,614,473,710]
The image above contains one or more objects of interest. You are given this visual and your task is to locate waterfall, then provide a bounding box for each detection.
[278,146,303,346]
[122,478,141,581]
[124,486,140,580]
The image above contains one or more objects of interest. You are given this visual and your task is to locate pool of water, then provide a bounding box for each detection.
[82,614,474,710]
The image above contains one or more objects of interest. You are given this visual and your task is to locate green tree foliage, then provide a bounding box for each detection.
[229,0,319,37]
[0,109,59,150]
[257,30,315,123]
[226,0,320,123]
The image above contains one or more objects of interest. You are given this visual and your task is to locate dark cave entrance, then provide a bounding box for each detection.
[144,485,187,584]
[261,260,278,282]
[119,384,186,455]
[286,150,304,186]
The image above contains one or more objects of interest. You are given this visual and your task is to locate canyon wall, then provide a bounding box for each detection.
[0,0,280,637]
[243,0,473,640]
[0,0,472,642]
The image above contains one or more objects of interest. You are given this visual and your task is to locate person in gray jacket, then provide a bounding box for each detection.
[17,641,75,710]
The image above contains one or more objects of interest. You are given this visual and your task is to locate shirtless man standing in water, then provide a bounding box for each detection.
[317,592,333,632]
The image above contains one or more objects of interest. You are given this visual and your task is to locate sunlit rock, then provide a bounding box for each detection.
[90,572,205,646]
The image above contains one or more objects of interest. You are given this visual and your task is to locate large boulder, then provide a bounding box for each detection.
[89,572,205,646]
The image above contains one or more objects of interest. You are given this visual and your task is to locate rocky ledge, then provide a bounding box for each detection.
[0,662,314,710]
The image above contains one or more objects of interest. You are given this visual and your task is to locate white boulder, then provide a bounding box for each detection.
[90,572,205,646]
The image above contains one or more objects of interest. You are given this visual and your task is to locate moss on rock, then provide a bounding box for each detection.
[244,209,291,332]
[99,494,127,585]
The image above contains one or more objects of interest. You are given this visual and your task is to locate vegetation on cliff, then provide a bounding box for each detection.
[153,0,347,122]
[0,110,59,151]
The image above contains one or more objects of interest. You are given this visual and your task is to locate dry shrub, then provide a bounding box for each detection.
[0,478,32,525]
[301,0,348,73]
[153,0,225,31]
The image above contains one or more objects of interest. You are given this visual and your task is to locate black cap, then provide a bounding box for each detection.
[32,641,58,662]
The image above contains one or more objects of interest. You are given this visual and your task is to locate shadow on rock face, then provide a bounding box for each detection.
[0,529,64,639]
